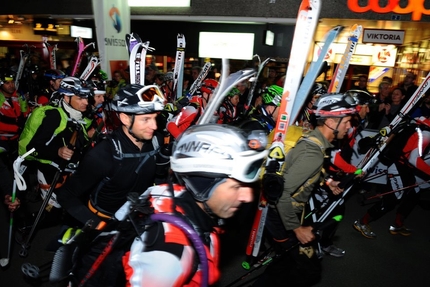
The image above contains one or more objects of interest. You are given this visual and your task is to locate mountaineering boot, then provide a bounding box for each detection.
[353,220,376,239]
[322,245,345,257]
[389,225,412,236]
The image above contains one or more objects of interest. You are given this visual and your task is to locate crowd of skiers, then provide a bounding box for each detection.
[1,50,429,287]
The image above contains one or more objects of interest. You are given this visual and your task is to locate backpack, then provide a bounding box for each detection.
[378,122,420,166]
[89,134,160,215]
[18,104,92,164]
[263,125,325,205]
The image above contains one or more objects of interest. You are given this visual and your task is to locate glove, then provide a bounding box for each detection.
[357,136,376,154]
[262,173,285,205]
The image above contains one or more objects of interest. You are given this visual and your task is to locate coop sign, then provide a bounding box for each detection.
[347,0,430,21]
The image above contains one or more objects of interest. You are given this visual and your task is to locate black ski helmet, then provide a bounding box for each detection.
[44,69,66,81]
[110,84,165,114]
[58,77,92,98]
[345,89,375,105]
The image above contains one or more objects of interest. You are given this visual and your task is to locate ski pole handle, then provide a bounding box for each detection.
[338,169,362,189]
[20,148,36,161]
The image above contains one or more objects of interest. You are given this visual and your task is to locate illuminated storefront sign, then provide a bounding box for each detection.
[362,29,405,45]
[347,0,430,21]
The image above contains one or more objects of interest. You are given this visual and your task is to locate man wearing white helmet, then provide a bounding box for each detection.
[19,76,93,213]
[60,123,267,287]
[255,93,358,287]
[120,124,268,287]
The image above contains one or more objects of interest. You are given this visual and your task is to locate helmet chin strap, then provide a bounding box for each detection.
[324,118,341,137]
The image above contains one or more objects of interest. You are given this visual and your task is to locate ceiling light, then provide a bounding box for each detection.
[128,0,190,7]
[8,19,14,24]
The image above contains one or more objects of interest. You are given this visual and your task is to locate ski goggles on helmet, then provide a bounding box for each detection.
[136,85,166,113]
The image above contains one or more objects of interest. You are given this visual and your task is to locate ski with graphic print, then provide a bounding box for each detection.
[187,61,212,98]
[318,71,430,223]
[328,24,362,93]
[244,0,321,267]
[291,25,344,123]
[43,40,58,70]
[79,56,101,81]
[129,41,154,85]
[173,34,186,99]
[246,55,276,108]
[15,44,33,90]
[125,32,142,55]
[71,37,95,77]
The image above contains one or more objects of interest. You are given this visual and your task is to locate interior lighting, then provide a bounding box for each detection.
[128,0,190,7]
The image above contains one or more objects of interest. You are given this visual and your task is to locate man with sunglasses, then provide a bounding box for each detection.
[254,93,358,287]
[57,84,167,228]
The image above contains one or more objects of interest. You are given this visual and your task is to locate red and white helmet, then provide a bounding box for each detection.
[200,78,218,94]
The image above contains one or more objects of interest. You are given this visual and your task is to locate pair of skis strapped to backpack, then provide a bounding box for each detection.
[126,32,155,85]
[71,37,95,77]
[327,24,363,93]
[173,34,186,99]
[245,55,276,109]
[244,0,323,265]
[187,61,212,98]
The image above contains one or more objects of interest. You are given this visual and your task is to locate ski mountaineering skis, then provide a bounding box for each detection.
[186,61,212,98]
[43,40,57,70]
[79,56,101,81]
[15,45,33,91]
[197,60,256,125]
[246,55,275,108]
[125,32,142,56]
[317,71,430,223]
[243,0,322,268]
[290,25,344,123]
[327,24,362,93]
[173,34,186,99]
[130,41,153,85]
[125,32,155,85]
[71,37,95,77]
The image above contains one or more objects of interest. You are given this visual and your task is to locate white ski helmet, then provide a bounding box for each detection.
[171,124,268,201]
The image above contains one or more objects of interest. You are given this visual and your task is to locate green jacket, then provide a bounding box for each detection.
[19,105,92,166]
[276,127,332,231]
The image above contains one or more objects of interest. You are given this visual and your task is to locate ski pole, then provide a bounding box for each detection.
[19,131,78,258]
[365,180,430,200]
[0,147,35,267]
[225,215,343,287]
[0,181,16,268]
